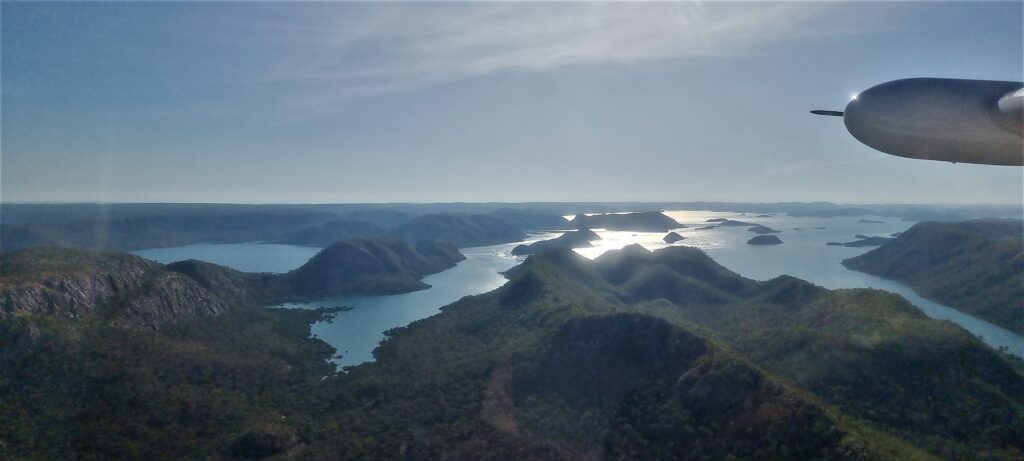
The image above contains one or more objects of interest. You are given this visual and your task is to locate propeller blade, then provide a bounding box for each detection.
[810,110,844,116]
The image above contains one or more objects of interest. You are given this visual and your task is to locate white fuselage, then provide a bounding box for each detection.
[843,78,1023,166]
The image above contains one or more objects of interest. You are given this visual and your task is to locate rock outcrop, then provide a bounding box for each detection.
[0,247,233,329]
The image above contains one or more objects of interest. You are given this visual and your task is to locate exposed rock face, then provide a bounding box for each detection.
[1,238,468,327]
[662,232,685,243]
[0,248,232,329]
[747,235,783,245]
[165,259,287,306]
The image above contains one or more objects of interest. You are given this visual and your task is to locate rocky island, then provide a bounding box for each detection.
[510,229,601,256]
[717,219,759,227]
[748,225,781,234]
[569,211,682,232]
[662,231,685,243]
[747,235,783,245]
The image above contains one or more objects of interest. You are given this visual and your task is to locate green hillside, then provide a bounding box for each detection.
[843,219,1023,334]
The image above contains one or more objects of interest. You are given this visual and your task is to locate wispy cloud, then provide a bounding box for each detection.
[212,2,865,119]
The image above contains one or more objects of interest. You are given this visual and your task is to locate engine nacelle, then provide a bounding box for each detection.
[842,78,1022,166]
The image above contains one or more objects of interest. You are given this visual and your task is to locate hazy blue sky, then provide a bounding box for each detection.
[2,2,1021,204]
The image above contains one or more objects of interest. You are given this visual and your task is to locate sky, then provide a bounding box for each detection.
[2,1,1022,204]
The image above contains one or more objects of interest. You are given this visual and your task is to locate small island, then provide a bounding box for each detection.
[662,232,685,243]
[748,225,781,234]
[718,220,759,227]
[747,235,783,245]
[570,211,683,232]
[826,236,894,247]
[511,229,601,256]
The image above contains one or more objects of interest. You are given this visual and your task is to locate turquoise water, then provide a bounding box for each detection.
[134,242,320,273]
[133,213,1024,366]
[283,242,530,368]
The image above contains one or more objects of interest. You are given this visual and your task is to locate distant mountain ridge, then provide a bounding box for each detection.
[270,219,383,247]
[843,219,1024,334]
[389,213,526,247]
[4,201,1018,254]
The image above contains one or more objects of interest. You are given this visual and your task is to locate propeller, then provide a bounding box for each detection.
[810,110,844,116]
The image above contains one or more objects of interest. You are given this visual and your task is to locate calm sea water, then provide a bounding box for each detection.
[133,211,1024,367]
[134,242,320,273]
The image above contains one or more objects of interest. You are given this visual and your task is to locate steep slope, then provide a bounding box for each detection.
[311,252,894,460]
[286,238,464,296]
[843,219,1023,334]
[390,213,526,247]
[579,246,1024,460]
[4,242,1023,460]
[169,238,466,301]
[335,245,1023,459]
[0,301,336,460]
[0,247,234,329]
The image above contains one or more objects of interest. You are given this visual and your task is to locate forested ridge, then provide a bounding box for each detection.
[2,244,1022,460]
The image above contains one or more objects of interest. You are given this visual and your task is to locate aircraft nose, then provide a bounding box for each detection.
[842,78,984,164]
[842,78,1023,165]
[843,78,963,160]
